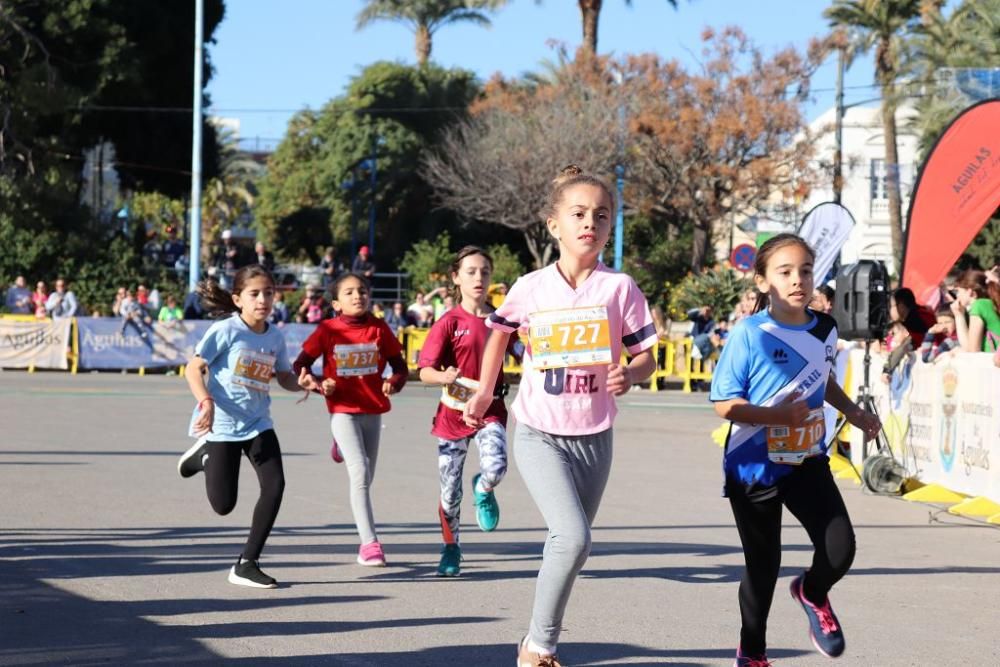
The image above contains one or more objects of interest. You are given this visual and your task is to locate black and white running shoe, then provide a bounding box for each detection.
[228,558,278,589]
[178,440,209,478]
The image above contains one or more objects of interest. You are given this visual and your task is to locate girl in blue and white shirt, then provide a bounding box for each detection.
[711,234,880,666]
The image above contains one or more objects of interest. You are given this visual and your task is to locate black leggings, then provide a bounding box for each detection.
[728,456,856,656]
[204,429,285,561]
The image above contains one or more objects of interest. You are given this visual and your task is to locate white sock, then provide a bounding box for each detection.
[475,476,491,494]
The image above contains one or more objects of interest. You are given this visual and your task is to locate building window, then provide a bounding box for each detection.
[870,158,888,201]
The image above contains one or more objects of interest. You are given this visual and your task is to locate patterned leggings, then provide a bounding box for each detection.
[437,421,507,543]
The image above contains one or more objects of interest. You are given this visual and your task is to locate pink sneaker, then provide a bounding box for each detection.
[357,541,386,567]
[330,439,343,463]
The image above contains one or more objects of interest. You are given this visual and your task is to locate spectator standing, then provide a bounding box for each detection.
[351,245,376,280]
[31,281,48,319]
[254,242,275,272]
[269,292,289,325]
[951,269,1000,352]
[811,285,835,315]
[112,286,128,317]
[5,276,32,314]
[320,247,339,288]
[688,305,717,359]
[136,284,150,308]
[921,308,959,362]
[46,278,79,318]
[371,302,385,319]
[120,288,152,340]
[890,287,934,347]
[407,292,434,328]
[183,288,205,320]
[297,286,330,324]
[158,295,184,325]
[384,301,411,335]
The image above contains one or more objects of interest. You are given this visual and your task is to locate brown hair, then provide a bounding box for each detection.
[450,245,493,304]
[540,164,616,222]
[197,264,275,319]
[330,272,369,302]
[752,233,816,314]
[957,269,1000,314]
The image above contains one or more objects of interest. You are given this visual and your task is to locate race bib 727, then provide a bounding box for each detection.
[528,306,612,370]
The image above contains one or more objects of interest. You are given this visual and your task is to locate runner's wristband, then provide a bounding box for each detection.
[198,397,214,410]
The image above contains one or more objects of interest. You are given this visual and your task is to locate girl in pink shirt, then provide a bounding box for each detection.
[464,165,658,667]
[418,246,519,577]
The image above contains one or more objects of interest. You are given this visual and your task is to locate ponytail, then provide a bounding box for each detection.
[196,280,239,319]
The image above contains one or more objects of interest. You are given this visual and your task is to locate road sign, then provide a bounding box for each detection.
[730,243,756,272]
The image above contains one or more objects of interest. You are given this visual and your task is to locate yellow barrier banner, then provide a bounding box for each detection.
[0,317,72,369]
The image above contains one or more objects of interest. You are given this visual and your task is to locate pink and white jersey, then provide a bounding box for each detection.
[487,262,657,436]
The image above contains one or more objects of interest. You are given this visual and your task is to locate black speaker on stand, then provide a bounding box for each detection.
[829,260,905,494]
[832,260,890,341]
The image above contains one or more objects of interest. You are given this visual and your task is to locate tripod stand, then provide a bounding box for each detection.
[828,339,904,494]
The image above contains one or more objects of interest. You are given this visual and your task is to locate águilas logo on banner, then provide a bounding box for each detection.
[940,366,959,473]
[0,318,71,369]
[902,100,1000,306]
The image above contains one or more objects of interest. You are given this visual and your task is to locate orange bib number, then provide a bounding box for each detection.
[232,350,276,392]
[528,306,612,370]
[767,408,826,464]
[440,377,480,411]
[334,343,379,377]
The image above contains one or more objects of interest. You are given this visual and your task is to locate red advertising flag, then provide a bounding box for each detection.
[902,100,1000,306]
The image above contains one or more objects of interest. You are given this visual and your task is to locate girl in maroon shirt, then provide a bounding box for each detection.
[418,246,518,577]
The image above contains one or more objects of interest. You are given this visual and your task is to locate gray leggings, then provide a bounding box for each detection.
[514,423,613,653]
[331,413,382,545]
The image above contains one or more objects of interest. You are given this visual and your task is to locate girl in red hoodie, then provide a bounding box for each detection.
[295,273,407,567]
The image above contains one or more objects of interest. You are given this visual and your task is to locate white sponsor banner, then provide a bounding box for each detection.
[797,202,856,282]
[846,349,998,502]
[0,317,71,369]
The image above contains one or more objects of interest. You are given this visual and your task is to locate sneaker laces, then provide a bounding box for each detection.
[744,658,773,667]
[812,599,840,635]
[536,656,560,667]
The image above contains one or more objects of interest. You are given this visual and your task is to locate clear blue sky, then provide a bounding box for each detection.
[207,0,881,144]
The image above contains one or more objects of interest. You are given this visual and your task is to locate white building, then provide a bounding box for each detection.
[721,104,920,277]
[800,104,919,276]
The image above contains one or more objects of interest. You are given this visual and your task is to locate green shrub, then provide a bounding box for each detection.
[669,267,751,320]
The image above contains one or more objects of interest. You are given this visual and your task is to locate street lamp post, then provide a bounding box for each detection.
[367,137,377,255]
[341,177,359,260]
[614,164,625,271]
[188,0,204,293]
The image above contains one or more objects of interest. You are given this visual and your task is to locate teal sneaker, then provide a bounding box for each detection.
[437,543,461,577]
[472,473,500,532]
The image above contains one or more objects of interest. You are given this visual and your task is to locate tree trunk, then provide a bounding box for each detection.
[524,222,554,270]
[579,0,602,54]
[876,39,904,272]
[415,25,431,66]
[691,222,709,273]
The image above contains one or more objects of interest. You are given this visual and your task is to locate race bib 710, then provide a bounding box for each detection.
[766,407,825,465]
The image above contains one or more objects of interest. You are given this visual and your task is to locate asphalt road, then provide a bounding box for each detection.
[1,372,998,666]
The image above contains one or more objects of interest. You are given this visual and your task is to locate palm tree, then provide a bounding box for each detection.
[907,0,1000,157]
[535,1,677,54]
[356,0,508,67]
[825,0,925,269]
